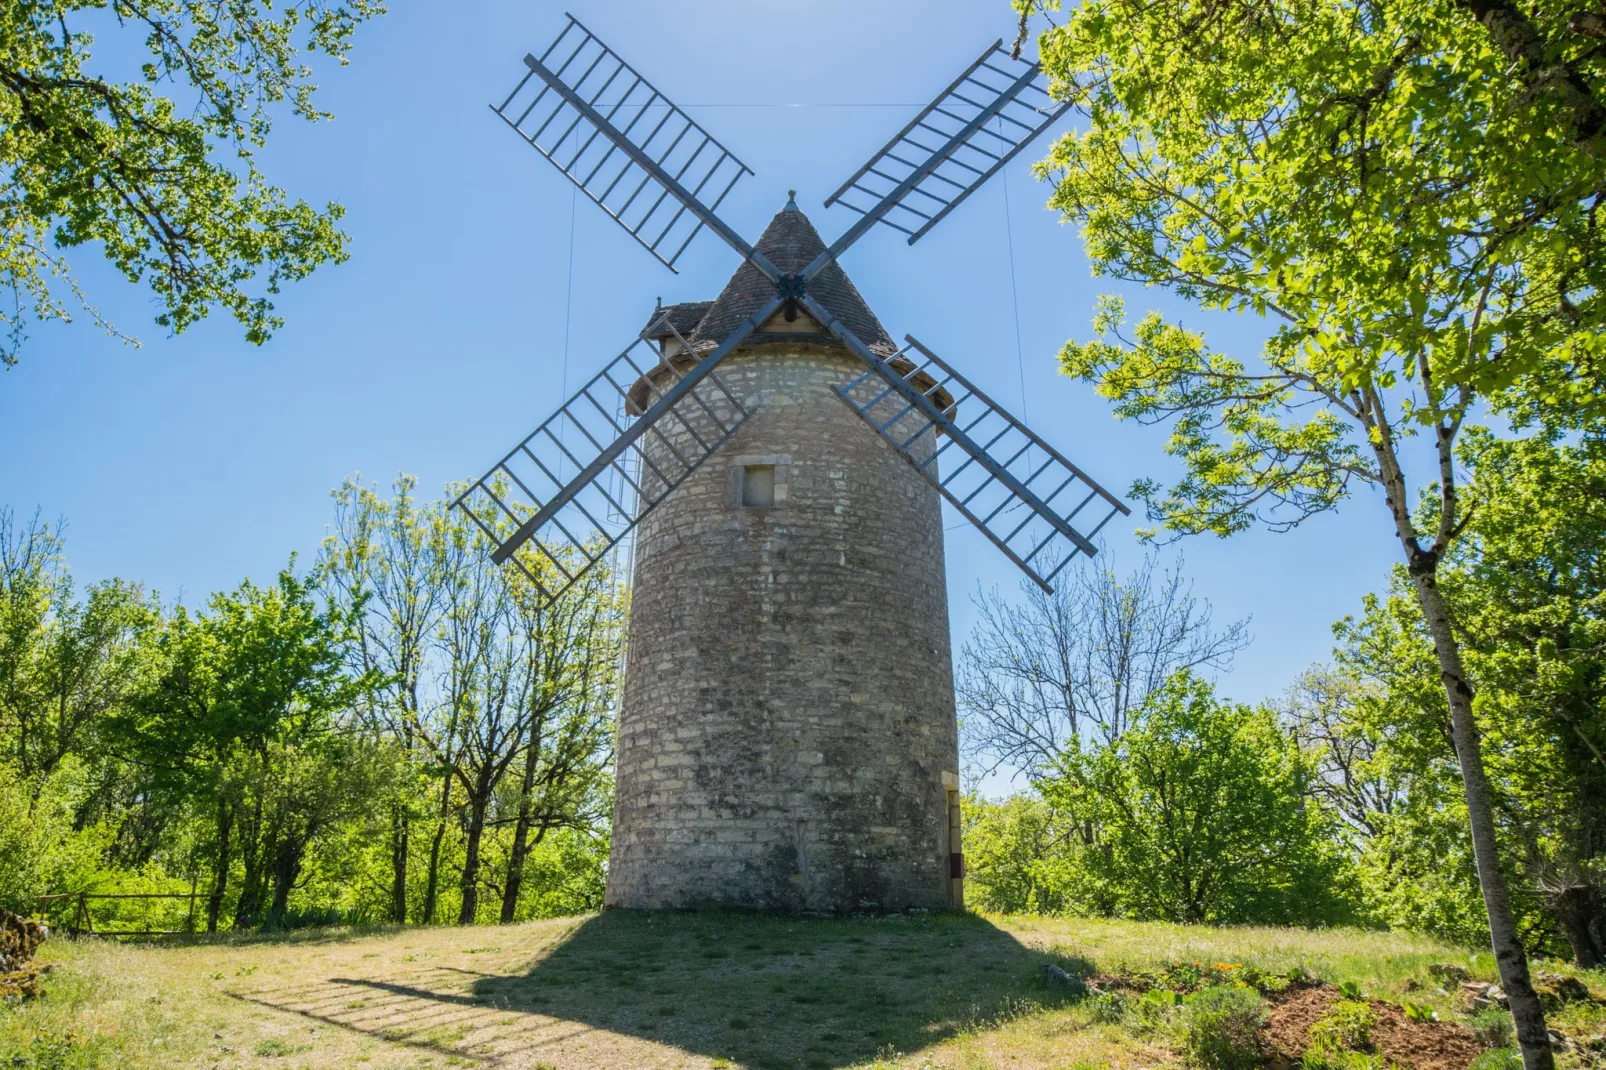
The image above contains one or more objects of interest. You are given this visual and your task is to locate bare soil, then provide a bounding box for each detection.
[1261,983,1487,1070]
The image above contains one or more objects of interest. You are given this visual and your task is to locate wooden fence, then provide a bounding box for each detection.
[36,888,204,938]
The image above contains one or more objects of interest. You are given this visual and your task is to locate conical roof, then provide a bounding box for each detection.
[669,199,898,358]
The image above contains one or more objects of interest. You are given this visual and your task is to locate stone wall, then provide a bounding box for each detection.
[606,338,960,913]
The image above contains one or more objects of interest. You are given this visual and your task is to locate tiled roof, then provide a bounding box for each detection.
[652,201,899,358]
[641,300,712,341]
[626,203,955,414]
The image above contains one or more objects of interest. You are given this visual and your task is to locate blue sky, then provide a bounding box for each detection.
[1,0,1410,760]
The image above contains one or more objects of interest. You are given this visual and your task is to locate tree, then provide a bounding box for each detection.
[1450,431,1606,967]
[328,477,621,927]
[1043,671,1350,925]
[494,575,617,925]
[0,508,156,787]
[0,0,383,369]
[0,491,618,932]
[1317,431,1606,966]
[324,476,446,924]
[957,549,1248,778]
[1024,0,1605,1055]
[1280,667,1399,846]
[1281,659,1493,947]
[423,510,618,926]
[959,792,1079,915]
[117,563,369,928]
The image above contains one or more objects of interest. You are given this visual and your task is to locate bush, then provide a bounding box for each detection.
[1085,991,1128,1024]
[259,904,378,931]
[1182,985,1265,1069]
[959,793,1081,915]
[1043,672,1359,925]
[0,761,116,917]
[0,1030,103,1070]
[1468,1008,1514,1049]
[1308,999,1374,1052]
[1300,997,1383,1070]
[1126,988,1183,1035]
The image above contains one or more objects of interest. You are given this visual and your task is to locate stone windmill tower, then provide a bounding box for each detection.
[455,16,1128,913]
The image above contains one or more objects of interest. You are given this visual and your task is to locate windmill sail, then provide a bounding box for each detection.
[824,41,1070,246]
[493,14,760,271]
[470,17,1120,602]
[453,298,784,607]
[821,323,1129,592]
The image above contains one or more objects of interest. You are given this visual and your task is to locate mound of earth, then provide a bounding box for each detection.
[1262,983,1486,1070]
[0,907,50,1000]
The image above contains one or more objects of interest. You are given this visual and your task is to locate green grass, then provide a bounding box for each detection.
[0,911,1600,1069]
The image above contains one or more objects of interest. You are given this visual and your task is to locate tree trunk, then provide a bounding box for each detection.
[269,835,305,921]
[499,819,544,925]
[1452,0,1606,154]
[420,766,453,925]
[1365,398,1552,1070]
[458,790,489,926]
[208,798,232,934]
[389,798,410,925]
[501,717,547,924]
[1408,568,1554,1070]
[234,783,267,927]
[1551,882,1606,969]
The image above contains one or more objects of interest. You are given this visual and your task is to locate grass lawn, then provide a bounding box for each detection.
[1,911,1601,1069]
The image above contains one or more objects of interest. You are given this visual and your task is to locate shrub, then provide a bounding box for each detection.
[1085,992,1128,1024]
[1042,672,1360,925]
[2,1031,102,1070]
[1401,1001,1438,1022]
[1182,985,1265,1069]
[0,761,116,916]
[1308,999,1374,1052]
[1468,1008,1513,1049]
[1127,987,1183,1035]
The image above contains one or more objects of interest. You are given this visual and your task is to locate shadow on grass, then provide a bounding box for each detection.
[241,910,1092,1069]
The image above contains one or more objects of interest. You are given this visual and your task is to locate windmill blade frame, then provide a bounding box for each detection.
[823,40,1071,248]
[453,297,783,605]
[473,14,1124,601]
[803,298,1130,592]
[493,13,778,277]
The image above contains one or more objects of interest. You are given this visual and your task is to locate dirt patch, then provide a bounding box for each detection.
[1086,972,1152,993]
[1262,983,1486,1070]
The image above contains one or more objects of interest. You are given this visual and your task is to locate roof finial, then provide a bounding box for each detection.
[785,189,798,211]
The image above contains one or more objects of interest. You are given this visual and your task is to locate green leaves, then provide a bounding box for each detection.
[1315,431,1606,957]
[1042,671,1356,925]
[1033,0,1606,541]
[1060,303,1369,538]
[0,0,384,368]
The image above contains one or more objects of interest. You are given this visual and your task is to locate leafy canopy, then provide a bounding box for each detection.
[1044,670,1353,925]
[1325,431,1606,957]
[1029,0,1605,537]
[0,0,383,368]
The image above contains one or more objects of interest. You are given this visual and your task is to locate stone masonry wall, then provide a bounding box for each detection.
[606,339,960,913]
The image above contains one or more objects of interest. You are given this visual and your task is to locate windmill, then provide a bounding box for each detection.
[453,14,1129,913]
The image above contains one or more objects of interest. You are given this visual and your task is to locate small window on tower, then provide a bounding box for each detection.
[742,464,776,508]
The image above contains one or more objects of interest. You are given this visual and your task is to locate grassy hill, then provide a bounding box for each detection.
[1,911,1601,1069]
